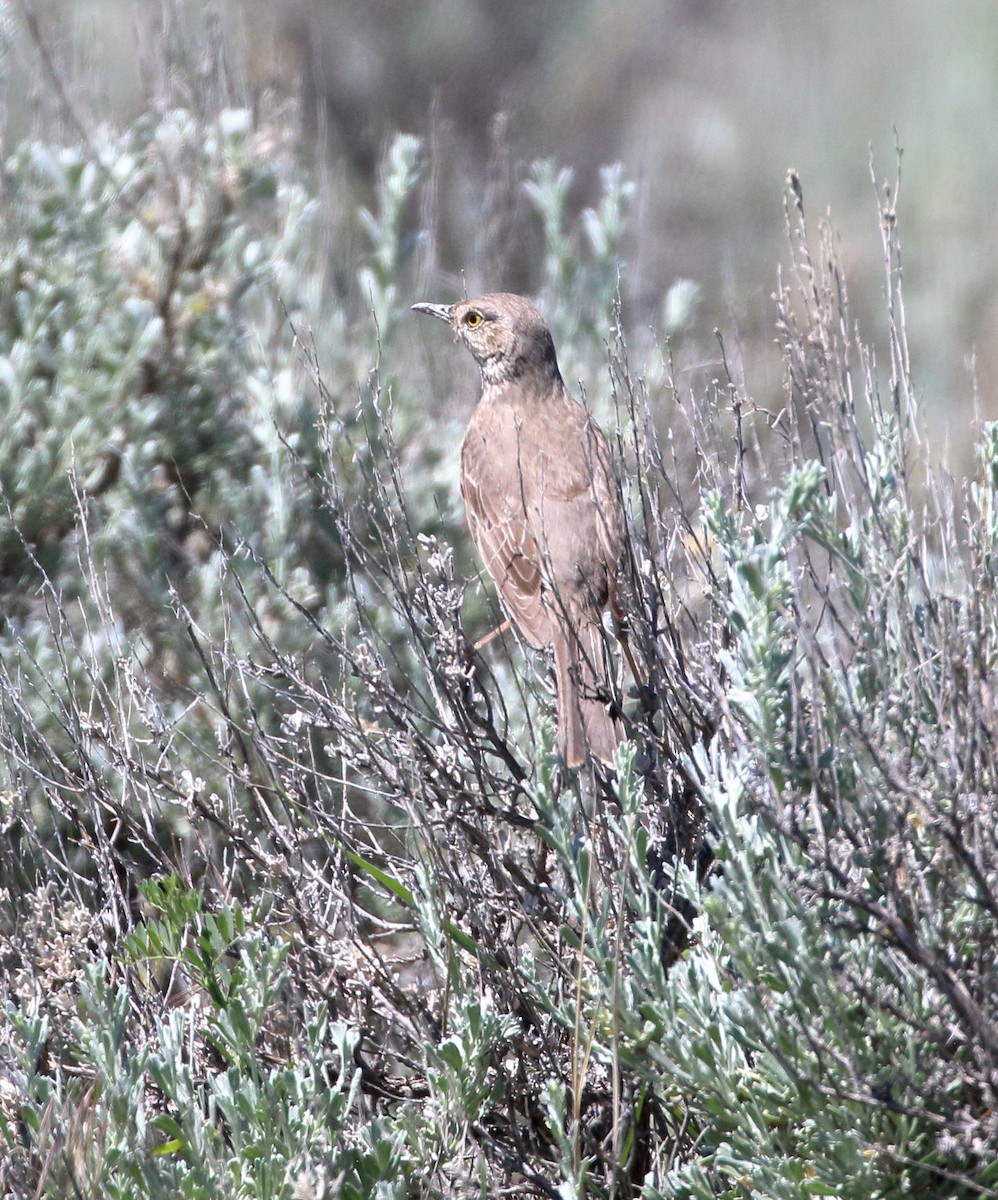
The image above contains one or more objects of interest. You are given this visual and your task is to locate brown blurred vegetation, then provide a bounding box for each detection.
[7,0,998,455]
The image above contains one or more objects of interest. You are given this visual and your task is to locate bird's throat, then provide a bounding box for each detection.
[480,353,562,391]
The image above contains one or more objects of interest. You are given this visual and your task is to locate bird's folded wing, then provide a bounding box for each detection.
[461,444,550,648]
[535,417,623,564]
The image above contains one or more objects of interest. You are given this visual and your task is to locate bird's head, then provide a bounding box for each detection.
[412,292,561,387]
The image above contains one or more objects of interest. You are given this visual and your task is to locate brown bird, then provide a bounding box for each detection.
[412,292,626,767]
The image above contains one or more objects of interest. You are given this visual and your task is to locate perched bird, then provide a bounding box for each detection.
[412,292,626,767]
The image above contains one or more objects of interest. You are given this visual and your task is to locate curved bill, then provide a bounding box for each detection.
[411,302,453,322]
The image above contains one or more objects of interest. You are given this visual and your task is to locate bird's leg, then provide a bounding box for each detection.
[611,600,657,717]
[609,592,642,689]
[473,618,513,653]
[461,618,513,672]
[617,622,643,692]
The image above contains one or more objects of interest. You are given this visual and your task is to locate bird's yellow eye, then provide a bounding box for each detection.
[463,310,483,328]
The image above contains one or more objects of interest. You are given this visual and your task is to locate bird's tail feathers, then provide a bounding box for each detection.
[553,620,623,768]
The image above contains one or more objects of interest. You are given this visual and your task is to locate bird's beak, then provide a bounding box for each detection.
[411,301,453,323]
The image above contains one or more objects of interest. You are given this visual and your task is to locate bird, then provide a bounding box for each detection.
[412,292,626,767]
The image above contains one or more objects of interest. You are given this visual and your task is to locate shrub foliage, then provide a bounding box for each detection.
[0,94,995,1200]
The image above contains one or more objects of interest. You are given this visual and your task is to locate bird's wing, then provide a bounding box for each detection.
[533,408,625,575]
[461,432,551,649]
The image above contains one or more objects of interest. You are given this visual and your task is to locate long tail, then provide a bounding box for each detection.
[553,619,623,768]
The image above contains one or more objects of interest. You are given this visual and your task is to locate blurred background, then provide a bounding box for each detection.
[5,0,998,451]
